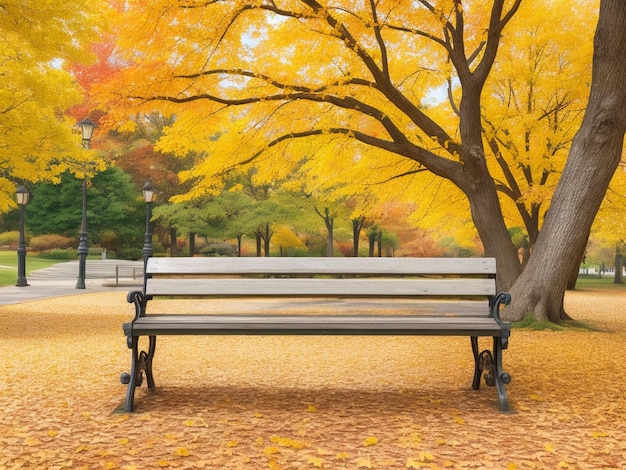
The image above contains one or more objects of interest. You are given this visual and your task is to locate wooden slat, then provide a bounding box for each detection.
[147,257,496,276]
[125,314,506,336]
[145,278,497,297]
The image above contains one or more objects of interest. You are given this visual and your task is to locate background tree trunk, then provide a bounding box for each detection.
[188,231,195,257]
[170,227,177,257]
[614,246,623,284]
[352,216,365,257]
[504,0,626,322]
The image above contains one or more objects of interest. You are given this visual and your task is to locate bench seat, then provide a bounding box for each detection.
[125,313,506,336]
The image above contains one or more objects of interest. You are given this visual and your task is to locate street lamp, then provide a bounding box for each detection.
[142,179,155,268]
[76,118,96,289]
[15,184,30,287]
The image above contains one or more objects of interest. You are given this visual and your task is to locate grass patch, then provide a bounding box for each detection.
[512,314,567,331]
[512,313,605,332]
[575,275,625,290]
[0,251,62,286]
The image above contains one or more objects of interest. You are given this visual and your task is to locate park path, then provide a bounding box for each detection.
[0,259,142,305]
[0,287,624,469]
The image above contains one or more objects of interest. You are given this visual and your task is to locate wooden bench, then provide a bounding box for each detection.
[120,257,512,412]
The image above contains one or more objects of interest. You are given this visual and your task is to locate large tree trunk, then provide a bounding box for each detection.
[504,0,626,322]
[466,184,522,291]
[455,80,523,292]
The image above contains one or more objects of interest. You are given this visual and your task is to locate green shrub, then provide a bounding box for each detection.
[118,248,143,260]
[38,249,77,260]
[29,234,74,252]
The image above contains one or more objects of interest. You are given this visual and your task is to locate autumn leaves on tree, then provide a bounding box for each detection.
[0,0,108,210]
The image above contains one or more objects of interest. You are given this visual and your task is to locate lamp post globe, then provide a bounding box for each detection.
[15,184,30,287]
[78,118,96,147]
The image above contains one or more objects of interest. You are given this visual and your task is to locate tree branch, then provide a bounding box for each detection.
[369,0,389,79]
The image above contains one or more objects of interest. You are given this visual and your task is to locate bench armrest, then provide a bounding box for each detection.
[127,290,147,321]
[490,291,511,348]
[490,292,511,322]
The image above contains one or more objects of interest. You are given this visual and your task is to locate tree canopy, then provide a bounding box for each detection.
[13,0,616,322]
[0,0,108,211]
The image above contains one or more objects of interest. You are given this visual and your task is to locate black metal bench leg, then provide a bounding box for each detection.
[470,337,482,390]
[145,335,156,391]
[120,335,157,412]
[121,336,140,412]
[493,337,511,412]
[470,336,511,412]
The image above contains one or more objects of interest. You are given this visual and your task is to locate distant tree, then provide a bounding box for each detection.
[26,168,145,258]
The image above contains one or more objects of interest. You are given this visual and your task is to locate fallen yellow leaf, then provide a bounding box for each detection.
[363,436,379,446]
[23,437,41,446]
[263,446,279,457]
[406,457,421,468]
[175,447,190,457]
[545,444,556,453]
[336,451,349,460]
[226,439,238,447]
[356,457,373,468]
[307,456,324,467]
[270,435,307,449]
[454,416,465,425]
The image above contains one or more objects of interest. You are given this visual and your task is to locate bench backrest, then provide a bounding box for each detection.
[144,257,497,298]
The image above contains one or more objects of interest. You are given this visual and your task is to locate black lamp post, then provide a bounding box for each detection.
[142,179,155,268]
[15,184,30,287]
[76,118,95,289]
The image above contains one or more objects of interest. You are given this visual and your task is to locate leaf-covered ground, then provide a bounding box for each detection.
[0,288,624,469]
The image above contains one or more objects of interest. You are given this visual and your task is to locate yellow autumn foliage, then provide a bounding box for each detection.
[92,0,608,250]
[0,0,108,212]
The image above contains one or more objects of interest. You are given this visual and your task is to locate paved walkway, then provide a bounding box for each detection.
[0,260,143,305]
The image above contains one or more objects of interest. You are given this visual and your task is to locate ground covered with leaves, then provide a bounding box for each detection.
[0,288,624,469]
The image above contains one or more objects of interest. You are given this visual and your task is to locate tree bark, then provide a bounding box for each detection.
[504,0,626,322]
[454,78,523,291]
